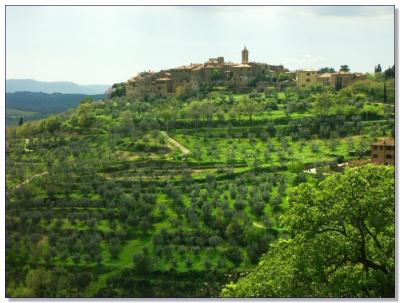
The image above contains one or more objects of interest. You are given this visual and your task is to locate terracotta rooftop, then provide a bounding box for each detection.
[203,64,219,69]
[318,73,332,78]
[173,65,190,70]
[372,139,395,146]
[331,72,353,75]
[172,63,204,71]
[192,66,204,71]
[232,64,252,68]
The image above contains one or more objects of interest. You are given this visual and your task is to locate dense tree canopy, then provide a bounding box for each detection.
[222,165,394,298]
[384,65,395,79]
[319,67,336,73]
[340,65,350,72]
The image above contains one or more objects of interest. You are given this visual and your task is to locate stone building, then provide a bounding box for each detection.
[296,70,318,88]
[242,46,249,64]
[126,47,287,99]
[371,139,395,165]
[295,71,368,89]
[318,73,332,86]
[331,72,367,89]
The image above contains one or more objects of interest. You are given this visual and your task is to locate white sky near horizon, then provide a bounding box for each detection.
[5,5,395,85]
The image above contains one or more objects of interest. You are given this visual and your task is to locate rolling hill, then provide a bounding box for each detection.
[6,79,110,95]
[6,91,105,126]
[5,76,394,297]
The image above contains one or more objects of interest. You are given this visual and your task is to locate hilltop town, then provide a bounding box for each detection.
[119,47,368,99]
[5,2,397,299]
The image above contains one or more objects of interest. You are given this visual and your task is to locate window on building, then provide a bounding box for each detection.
[373,154,378,158]
[386,154,392,159]
[374,146,378,150]
[380,146,383,150]
[306,79,310,82]
[307,72,310,76]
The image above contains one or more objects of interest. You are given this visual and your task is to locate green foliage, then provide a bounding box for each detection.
[384,65,395,79]
[111,82,127,98]
[174,85,191,101]
[211,69,223,81]
[340,65,350,72]
[313,92,334,118]
[222,165,394,297]
[240,97,261,122]
[80,97,94,104]
[5,77,394,297]
[39,116,62,134]
[277,73,289,81]
[374,64,382,73]
[319,67,336,73]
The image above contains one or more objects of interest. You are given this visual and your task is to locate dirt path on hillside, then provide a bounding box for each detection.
[160,131,191,155]
[14,171,49,190]
[303,162,348,174]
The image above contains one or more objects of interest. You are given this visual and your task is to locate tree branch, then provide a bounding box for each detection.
[326,258,349,277]
[316,227,347,237]
[356,256,388,274]
[356,217,388,275]
[362,221,383,250]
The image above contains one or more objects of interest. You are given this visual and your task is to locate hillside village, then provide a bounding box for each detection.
[118,47,368,99]
[5,4,396,299]
[7,50,395,297]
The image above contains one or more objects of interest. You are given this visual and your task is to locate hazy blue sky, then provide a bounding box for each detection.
[6,6,394,85]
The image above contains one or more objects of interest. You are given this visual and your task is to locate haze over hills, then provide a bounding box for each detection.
[6,91,105,112]
[6,79,110,95]
[6,91,105,126]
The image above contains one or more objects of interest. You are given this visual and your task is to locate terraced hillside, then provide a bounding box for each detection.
[5,78,394,297]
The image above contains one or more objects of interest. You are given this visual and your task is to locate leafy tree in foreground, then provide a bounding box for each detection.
[222,165,394,298]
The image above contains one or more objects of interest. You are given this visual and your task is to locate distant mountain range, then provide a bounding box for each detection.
[6,91,105,112]
[6,91,105,126]
[6,79,110,95]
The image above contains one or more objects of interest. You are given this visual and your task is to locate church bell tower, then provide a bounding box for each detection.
[241,46,249,64]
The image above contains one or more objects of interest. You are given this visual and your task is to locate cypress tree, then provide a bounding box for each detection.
[383,82,387,103]
[335,77,342,91]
